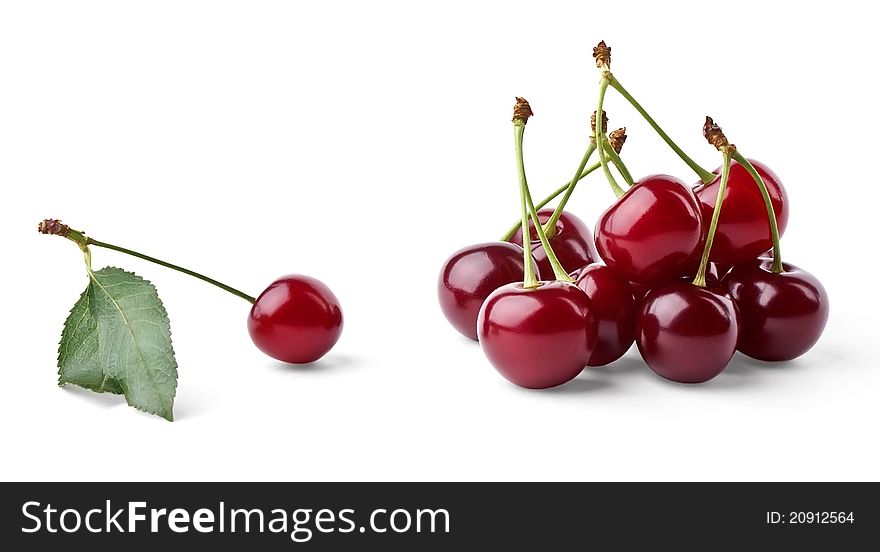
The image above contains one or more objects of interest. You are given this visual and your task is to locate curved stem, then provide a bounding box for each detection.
[543,142,597,235]
[731,151,784,273]
[499,159,602,241]
[514,123,538,288]
[596,78,626,198]
[608,76,715,184]
[87,238,257,303]
[525,194,572,282]
[602,140,634,187]
[693,150,731,287]
[514,123,572,283]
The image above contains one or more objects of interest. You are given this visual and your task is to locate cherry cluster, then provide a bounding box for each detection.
[438,42,829,389]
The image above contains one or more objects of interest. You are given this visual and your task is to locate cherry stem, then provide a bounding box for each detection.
[731,150,784,273]
[500,159,603,242]
[513,120,572,283]
[87,239,257,303]
[514,122,538,288]
[602,140,634,187]
[607,76,715,184]
[41,223,257,303]
[542,142,597,236]
[596,78,626,198]
[693,149,732,287]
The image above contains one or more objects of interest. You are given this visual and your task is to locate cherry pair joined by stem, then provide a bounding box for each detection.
[725,258,828,361]
[478,281,597,388]
[595,174,703,286]
[438,242,539,340]
[249,275,344,364]
[509,208,597,277]
[694,158,789,266]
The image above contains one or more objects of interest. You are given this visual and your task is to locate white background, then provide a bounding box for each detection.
[1,1,877,481]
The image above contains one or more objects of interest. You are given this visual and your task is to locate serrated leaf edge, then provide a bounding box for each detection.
[95,267,178,422]
[56,266,179,422]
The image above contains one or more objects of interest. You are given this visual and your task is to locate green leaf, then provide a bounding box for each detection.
[58,287,123,395]
[58,267,178,421]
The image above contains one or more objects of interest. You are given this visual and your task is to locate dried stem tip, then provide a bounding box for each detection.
[703,116,735,151]
[609,127,627,153]
[512,97,534,123]
[591,110,609,134]
[38,219,71,237]
[593,41,611,69]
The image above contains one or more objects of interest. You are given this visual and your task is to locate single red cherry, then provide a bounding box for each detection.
[438,242,539,340]
[575,264,636,366]
[477,281,597,389]
[509,208,597,276]
[595,175,703,286]
[725,258,828,361]
[694,159,789,266]
[636,282,739,383]
[248,275,343,364]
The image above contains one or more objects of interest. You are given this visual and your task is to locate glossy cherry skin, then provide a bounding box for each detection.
[725,258,828,361]
[694,158,789,266]
[575,264,636,366]
[438,242,540,340]
[595,175,703,286]
[248,275,343,364]
[636,282,739,383]
[510,208,597,276]
[477,281,597,389]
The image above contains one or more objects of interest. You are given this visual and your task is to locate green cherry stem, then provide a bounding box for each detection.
[499,158,603,241]
[38,220,257,303]
[596,78,626,198]
[602,139,634,187]
[512,98,572,283]
[693,148,732,287]
[542,141,597,236]
[608,76,715,184]
[514,121,538,288]
[731,150,784,273]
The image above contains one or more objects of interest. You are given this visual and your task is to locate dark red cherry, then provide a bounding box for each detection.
[595,174,703,286]
[725,258,828,361]
[509,208,597,276]
[575,264,636,366]
[694,158,789,266]
[248,275,343,364]
[636,282,739,383]
[477,281,597,389]
[438,242,539,340]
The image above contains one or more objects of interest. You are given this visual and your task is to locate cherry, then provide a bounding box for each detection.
[595,174,703,286]
[725,258,828,361]
[636,282,739,383]
[575,264,636,366]
[477,281,597,389]
[509,208,597,277]
[248,275,343,364]
[438,242,539,340]
[694,158,789,266]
